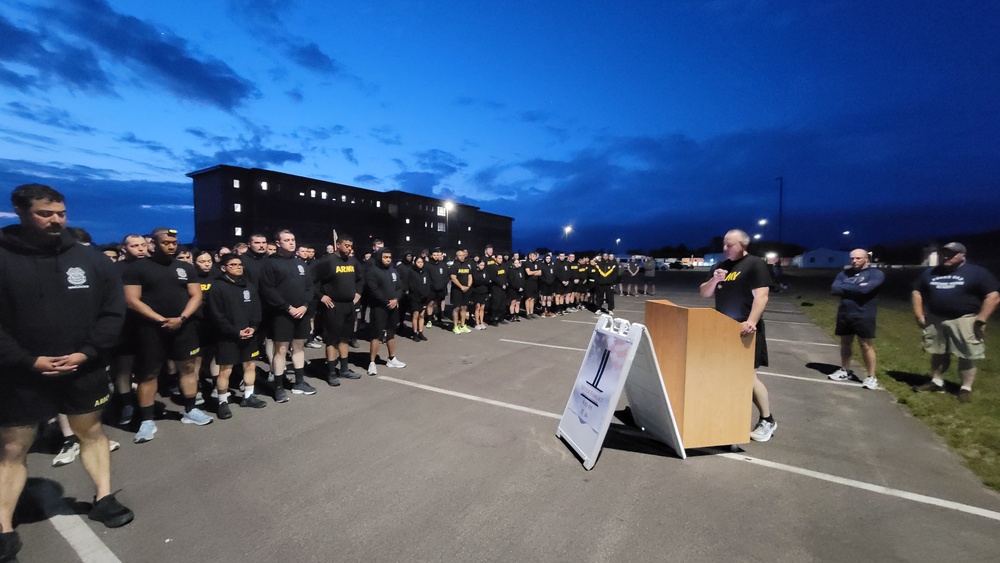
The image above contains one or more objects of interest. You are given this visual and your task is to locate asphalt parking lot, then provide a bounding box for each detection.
[13,276,1000,562]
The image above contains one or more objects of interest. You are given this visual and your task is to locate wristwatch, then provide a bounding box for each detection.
[179,315,189,322]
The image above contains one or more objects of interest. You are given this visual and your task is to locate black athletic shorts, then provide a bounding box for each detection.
[472,288,489,306]
[0,366,111,427]
[754,320,769,369]
[215,337,262,365]
[370,306,400,340]
[410,296,428,313]
[539,282,553,297]
[430,288,447,304]
[271,309,314,341]
[322,301,357,343]
[135,321,201,380]
[450,286,469,308]
[835,314,877,339]
[554,281,570,295]
[524,280,539,301]
[113,315,140,356]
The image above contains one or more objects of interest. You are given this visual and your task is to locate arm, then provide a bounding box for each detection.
[831,271,847,295]
[742,286,769,335]
[161,282,203,331]
[977,291,999,324]
[124,284,167,324]
[700,268,727,298]
[78,259,125,361]
[912,290,926,327]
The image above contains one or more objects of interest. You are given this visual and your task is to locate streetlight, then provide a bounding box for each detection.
[842,230,850,236]
[758,219,768,226]
[753,233,762,240]
[563,225,573,239]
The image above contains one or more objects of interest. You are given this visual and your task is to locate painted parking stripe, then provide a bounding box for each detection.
[499,338,587,352]
[377,376,1000,523]
[768,338,838,347]
[756,370,861,385]
[50,514,121,563]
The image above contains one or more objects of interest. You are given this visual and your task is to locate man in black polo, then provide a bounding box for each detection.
[124,227,211,441]
[313,235,364,386]
[1,185,133,563]
[260,229,317,401]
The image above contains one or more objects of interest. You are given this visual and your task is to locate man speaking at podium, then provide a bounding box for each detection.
[700,229,777,442]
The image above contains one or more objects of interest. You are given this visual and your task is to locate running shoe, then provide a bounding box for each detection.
[861,376,878,390]
[119,403,134,426]
[217,402,233,419]
[181,408,213,426]
[749,419,777,442]
[53,439,80,467]
[274,386,289,403]
[88,491,134,528]
[134,420,157,443]
[460,325,472,333]
[292,381,317,395]
[828,368,856,381]
[241,394,267,409]
[386,357,406,369]
[368,361,378,376]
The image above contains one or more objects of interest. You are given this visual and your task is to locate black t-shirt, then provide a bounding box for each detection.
[913,262,1000,319]
[709,254,771,322]
[122,256,199,319]
[450,259,472,287]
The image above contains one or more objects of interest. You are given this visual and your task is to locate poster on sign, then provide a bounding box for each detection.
[556,314,685,469]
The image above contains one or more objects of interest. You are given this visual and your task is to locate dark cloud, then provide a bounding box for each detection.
[0,13,112,93]
[519,110,551,123]
[184,135,304,170]
[185,128,231,144]
[227,0,342,76]
[370,127,402,146]
[414,149,466,177]
[341,148,358,165]
[453,96,505,111]
[4,102,96,133]
[43,0,256,111]
[285,88,304,103]
[353,174,380,185]
[118,132,175,155]
[392,172,440,197]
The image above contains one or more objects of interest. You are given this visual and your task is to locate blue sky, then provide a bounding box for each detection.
[1,0,998,252]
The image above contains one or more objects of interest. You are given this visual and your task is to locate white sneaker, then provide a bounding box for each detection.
[368,361,378,376]
[386,357,406,369]
[828,368,853,381]
[53,440,80,467]
[749,419,777,442]
[861,376,878,390]
[109,440,121,452]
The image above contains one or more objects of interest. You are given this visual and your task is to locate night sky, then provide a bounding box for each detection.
[1,0,998,253]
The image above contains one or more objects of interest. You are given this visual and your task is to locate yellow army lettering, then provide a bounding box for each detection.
[201,283,212,292]
[93,394,110,407]
[725,272,741,282]
[335,265,355,273]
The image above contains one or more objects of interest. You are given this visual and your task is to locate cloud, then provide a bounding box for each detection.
[0,211,16,218]
[518,110,551,124]
[185,128,231,145]
[454,96,505,111]
[0,14,112,93]
[184,136,304,170]
[227,0,342,75]
[392,172,441,197]
[4,102,96,134]
[140,204,194,211]
[353,174,380,185]
[414,149,467,177]
[119,132,175,156]
[370,126,402,146]
[341,148,357,165]
[43,0,256,111]
[285,88,304,103]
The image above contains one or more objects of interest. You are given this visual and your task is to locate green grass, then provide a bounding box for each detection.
[791,282,1000,491]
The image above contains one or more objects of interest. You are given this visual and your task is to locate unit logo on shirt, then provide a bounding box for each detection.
[297,265,306,275]
[243,289,251,302]
[391,272,398,282]
[176,268,188,281]
[66,267,89,289]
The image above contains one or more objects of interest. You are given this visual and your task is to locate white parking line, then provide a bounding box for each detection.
[50,514,121,563]
[768,338,838,347]
[757,370,861,386]
[377,376,1000,523]
[499,339,587,352]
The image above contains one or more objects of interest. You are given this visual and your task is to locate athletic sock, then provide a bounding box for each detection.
[244,384,255,396]
[183,396,196,413]
[340,358,350,372]
[763,415,775,423]
[327,360,339,376]
[294,368,305,384]
[960,385,972,391]
[218,392,230,404]
[139,405,155,422]
[932,377,945,387]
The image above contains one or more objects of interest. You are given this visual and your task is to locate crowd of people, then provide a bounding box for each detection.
[2,184,996,563]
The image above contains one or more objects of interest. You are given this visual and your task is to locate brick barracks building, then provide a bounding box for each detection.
[188,165,513,256]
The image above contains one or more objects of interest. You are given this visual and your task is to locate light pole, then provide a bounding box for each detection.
[615,238,620,257]
[563,225,573,240]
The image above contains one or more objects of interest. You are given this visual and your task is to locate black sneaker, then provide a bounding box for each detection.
[274,386,289,403]
[240,394,267,409]
[88,491,134,528]
[349,339,359,349]
[411,334,421,342]
[418,333,429,341]
[0,530,21,562]
[327,374,341,387]
[913,381,944,393]
[217,402,232,420]
[340,368,362,380]
[957,389,973,403]
[119,403,134,426]
[292,381,317,395]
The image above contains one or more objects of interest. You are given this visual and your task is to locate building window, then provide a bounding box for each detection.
[458,240,462,245]
[321,192,327,199]
[406,236,411,242]
[405,218,410,224]
[468,226,472,231]
[233,203,241,213]
[260,181,268,191]
[437,222,446,232]
[233,179,240,188]
[310,190,316,198]
[299,192,306,197]
[234,227,242,236]
[376,200,381,208]
[342,195,347,202]
[437,206,446,217]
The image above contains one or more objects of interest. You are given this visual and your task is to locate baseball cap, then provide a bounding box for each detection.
[942,242,967,254]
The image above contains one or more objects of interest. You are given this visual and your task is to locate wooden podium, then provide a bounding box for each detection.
[643,300,755,448]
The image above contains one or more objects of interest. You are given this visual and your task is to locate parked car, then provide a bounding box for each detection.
[668,261,693,270]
